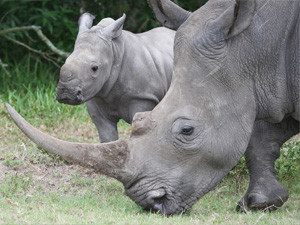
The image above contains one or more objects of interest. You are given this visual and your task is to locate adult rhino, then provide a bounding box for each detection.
[56,13,174,142]
[6,0,300,215]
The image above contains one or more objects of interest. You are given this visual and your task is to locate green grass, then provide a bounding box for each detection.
[0,56,89,123]
[0,173,298,224]
[0,59,299,224]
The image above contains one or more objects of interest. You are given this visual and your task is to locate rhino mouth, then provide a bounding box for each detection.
[56,91,83,105]
[125,181,188,215]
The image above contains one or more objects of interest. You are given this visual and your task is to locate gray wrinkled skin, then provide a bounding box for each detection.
[56,13,175,142]
[124,0,299,214]
[7,0,300,216]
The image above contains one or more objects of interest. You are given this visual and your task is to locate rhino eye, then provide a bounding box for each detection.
[91,66,98,72]
[181,126,194,135]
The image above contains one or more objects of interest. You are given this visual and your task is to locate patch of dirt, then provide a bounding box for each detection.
[0,115,125,193]
[0,156,107,196]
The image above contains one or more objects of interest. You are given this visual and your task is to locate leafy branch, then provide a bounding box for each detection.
[0,25,70,67]
[0,59,10,77]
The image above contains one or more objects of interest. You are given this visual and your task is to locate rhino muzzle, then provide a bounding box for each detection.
[125,182,184,215]
[56,82,83,105]
[56,89,83,105]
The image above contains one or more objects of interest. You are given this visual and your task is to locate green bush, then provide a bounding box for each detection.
[0,0,207,66]
[229,139,300,179]
[276,140,300,179]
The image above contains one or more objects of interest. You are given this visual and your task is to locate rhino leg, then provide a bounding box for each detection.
[86,98,118,143]
[237,118,299,212]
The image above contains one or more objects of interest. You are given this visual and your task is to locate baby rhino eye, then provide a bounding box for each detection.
[181,126,194,135]
[91,66,98,72]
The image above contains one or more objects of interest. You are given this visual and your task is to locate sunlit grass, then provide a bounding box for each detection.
[0,57,89,124]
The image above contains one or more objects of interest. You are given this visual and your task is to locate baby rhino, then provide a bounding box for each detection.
[56,13,175,142]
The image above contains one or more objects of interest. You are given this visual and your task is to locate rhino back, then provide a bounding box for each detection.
[94,27,175,122]
[115,28,175,104]
[228,0,299,122]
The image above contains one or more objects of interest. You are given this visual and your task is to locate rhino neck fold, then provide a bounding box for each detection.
[97,35,125,98]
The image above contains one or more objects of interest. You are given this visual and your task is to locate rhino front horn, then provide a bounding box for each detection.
[5,103,132,182]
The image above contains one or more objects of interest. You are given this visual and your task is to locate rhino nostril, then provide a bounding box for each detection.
[147,189,167,213]
[153,203,163,212]
[151,196,167,214]
[153,194,166,204]
[76,90,82,100]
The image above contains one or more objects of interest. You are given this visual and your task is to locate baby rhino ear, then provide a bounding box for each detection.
[99,14,126,41]
[78,13,95,35]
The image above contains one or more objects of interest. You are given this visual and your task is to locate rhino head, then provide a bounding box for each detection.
[8,0,259,215]
[56,13,126,105]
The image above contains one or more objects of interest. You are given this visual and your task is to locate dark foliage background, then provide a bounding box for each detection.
[0,0,207,68]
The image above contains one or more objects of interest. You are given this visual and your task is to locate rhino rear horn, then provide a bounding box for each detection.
[5,103,132,182]
[147,0,191,30]
[78,13,95,35]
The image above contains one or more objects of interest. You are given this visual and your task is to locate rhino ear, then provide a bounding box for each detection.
[148,0,191,30]
[78,13,95,35]
[100,14,126,41]
[210,0,256,40]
